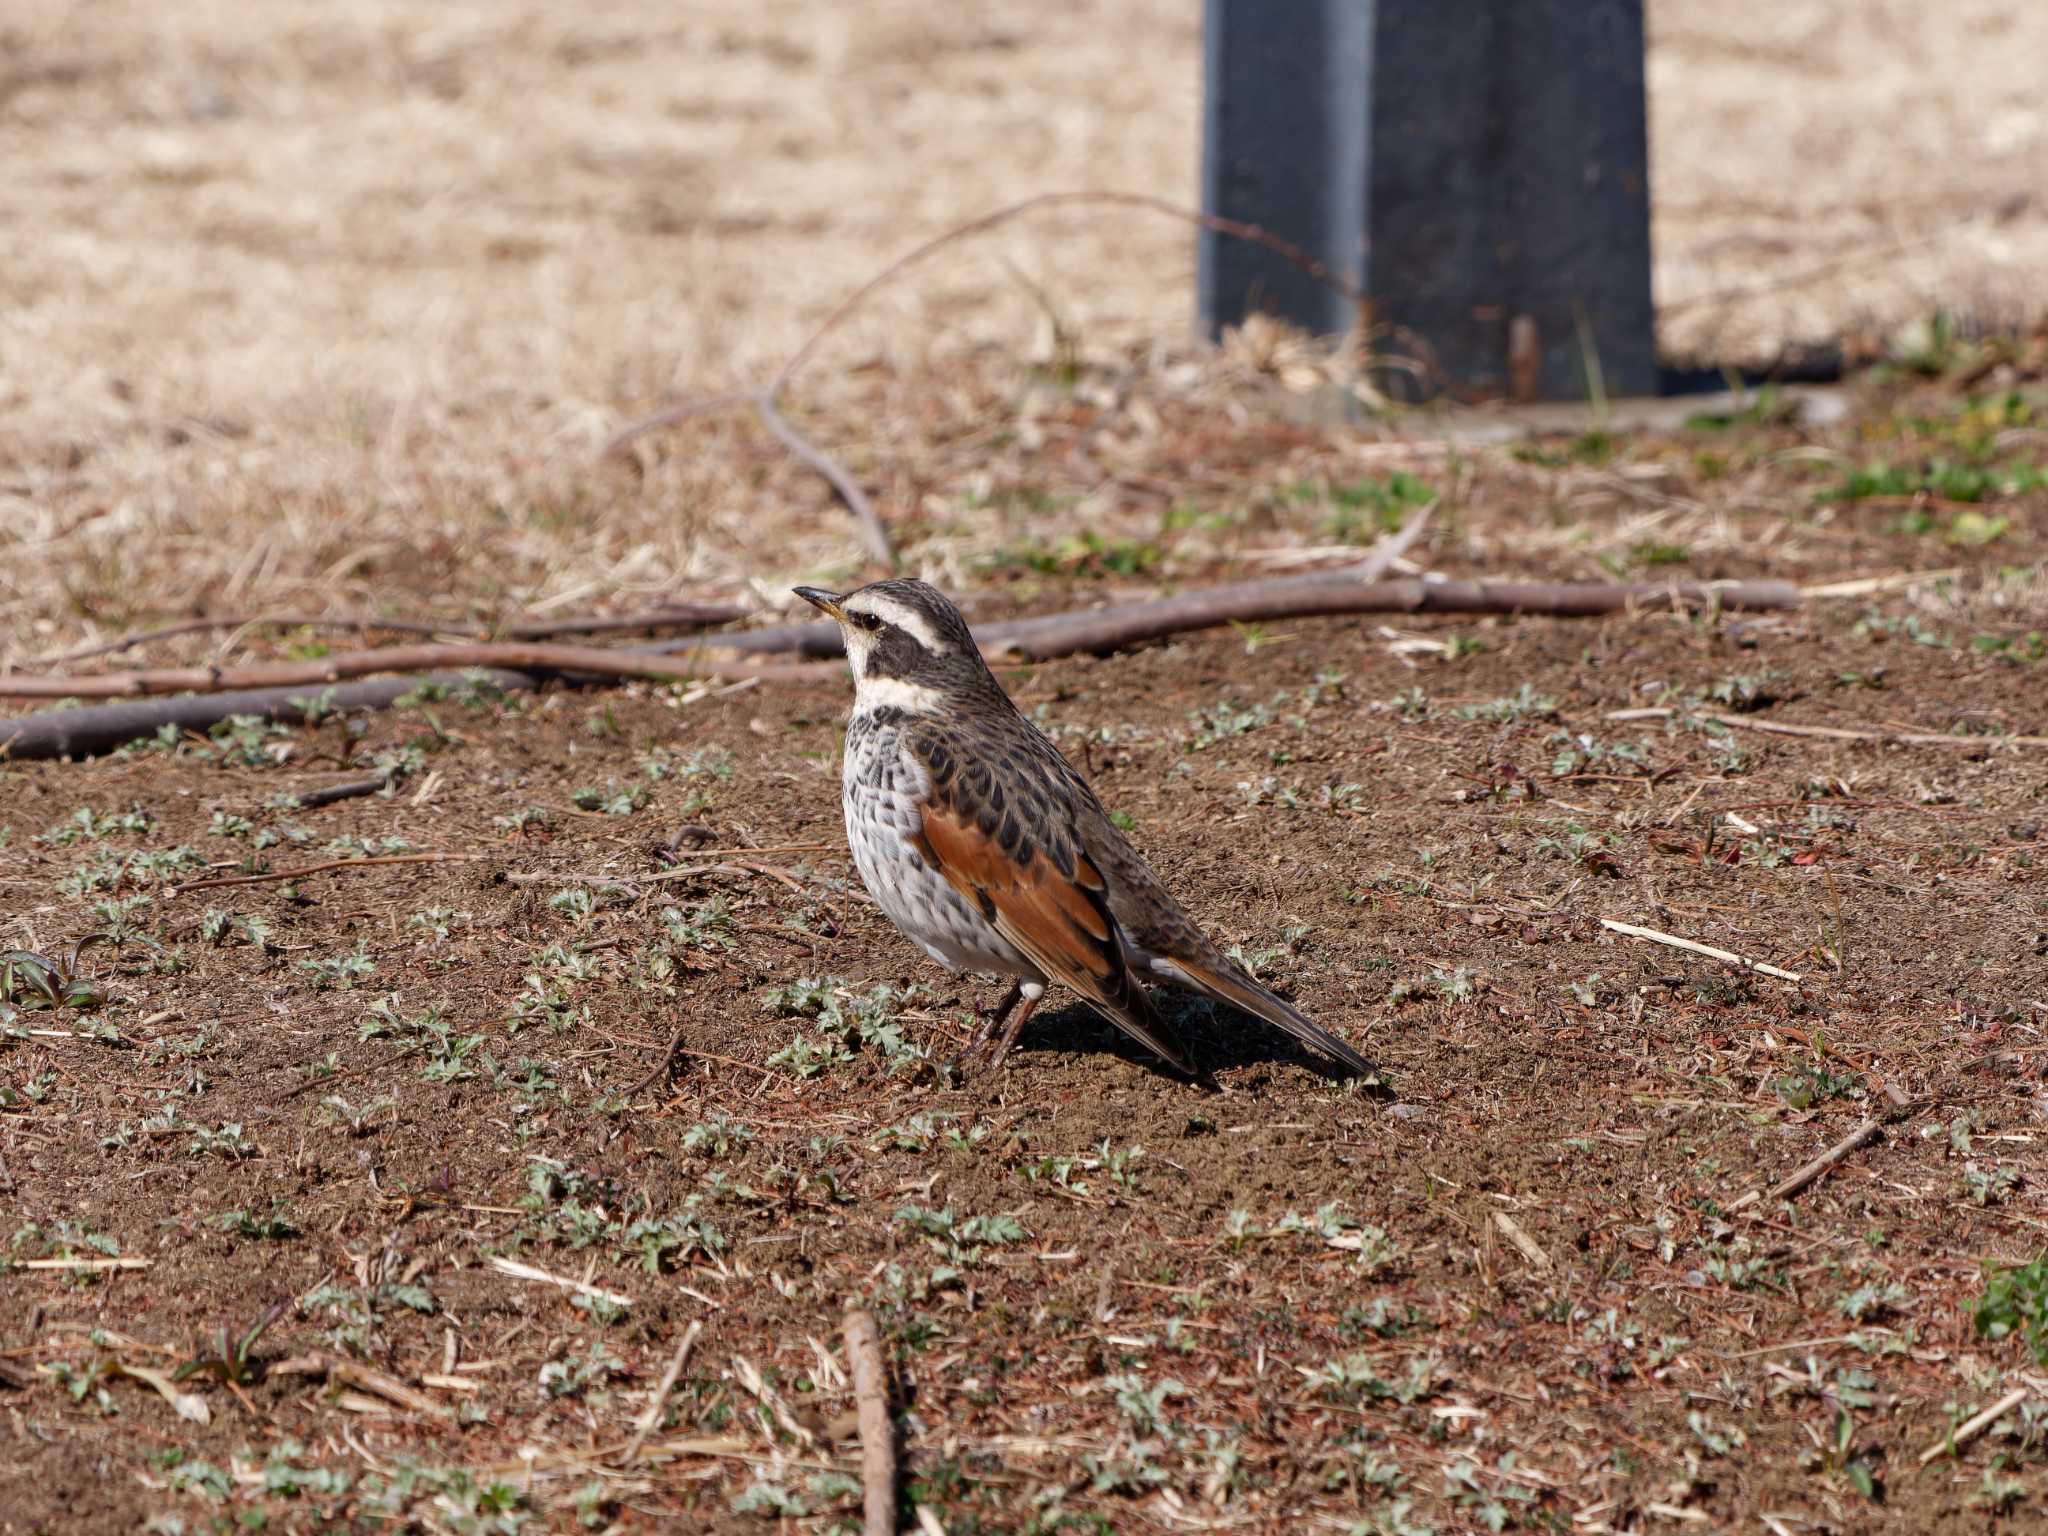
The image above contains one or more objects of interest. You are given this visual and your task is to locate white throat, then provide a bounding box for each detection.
[852,673,947,715]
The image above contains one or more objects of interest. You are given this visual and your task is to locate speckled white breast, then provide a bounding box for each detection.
[842,713,1040,981]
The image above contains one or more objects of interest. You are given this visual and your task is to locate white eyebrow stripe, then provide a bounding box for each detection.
[847,592,943,652]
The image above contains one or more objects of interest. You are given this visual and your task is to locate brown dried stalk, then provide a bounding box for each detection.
[1609,705,2048,750]
[676,574,1799,662]
[0,668,538,762]
[0,642,827,700]
[975,576,1802,658]
[268,1352,451,1418]
[606,189,1377,567]
[0,572,1804,760]
[25,602,749,667]
[841,1309,896,1536]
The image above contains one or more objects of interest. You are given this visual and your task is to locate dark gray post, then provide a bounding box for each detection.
[1198,0,1655,402]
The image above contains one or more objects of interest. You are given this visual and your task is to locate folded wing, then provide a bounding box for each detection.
[913,799,1194,1074]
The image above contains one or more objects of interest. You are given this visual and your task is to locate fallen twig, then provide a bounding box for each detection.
[1801,569,1963,599]
[733,1354,820,1448]
[1608,707,2048,751]
[9,1256,152,1273]
[619,1320,702,1468]
[1491,1211,1552,1272]
[103,1361,211,1423]
[3,571,1804,761]
[842,1308,896,1536]
[679,574,1802,663]
[754,397,893,566]
[485,1254,635,1308]
[1728,1116,1886,1212]
[288,774,395,811]
[1351,497,1438,580]
[504,861,821,894]
[623,1028,688,1100]
[606,190,1371,570]
[1918,1387,2029,1468]
[474,1433,846,1481]
[0,667,537,762]
[0,641,829,700]
[983,576,1797,659]
[172,853,481,896]
[23,603,749,667]
[1598,917,1805,983]
[270,1351,451,1418]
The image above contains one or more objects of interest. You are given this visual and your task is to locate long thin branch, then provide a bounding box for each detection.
[1598,917,1804,983]
[605,189,1380,567]
[1,571,1803,760]
[0,642,830,701]
[1609,706,2048,750]
[755,397,891,565]
[8,576,1801,704]
[22,603,749,668]
[171,853,481,896]
[291,774,395,810]
[1918,1387,2030,1468]
[619,1321,702,1468]
[664,573,1801,662]
[980,576,1802,659]
[842,1309,896,1536]
[1728,1117,1886,1213]
[0,668,539,762]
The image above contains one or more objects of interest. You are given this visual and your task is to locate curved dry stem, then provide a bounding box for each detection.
[753,397,892,565]
[765,188,1366,399]
[603,189,1385,568]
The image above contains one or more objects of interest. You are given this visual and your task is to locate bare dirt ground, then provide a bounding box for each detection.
[7,3,2048,1533]
[6,358,2048,1531]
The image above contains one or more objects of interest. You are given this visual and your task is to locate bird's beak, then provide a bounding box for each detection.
[792,586,847,622]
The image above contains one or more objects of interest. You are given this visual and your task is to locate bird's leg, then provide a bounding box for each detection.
[950,981,1023,1073]
[984,988,1044,1070]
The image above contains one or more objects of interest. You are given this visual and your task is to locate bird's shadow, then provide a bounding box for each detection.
[1000,993,1384,1092]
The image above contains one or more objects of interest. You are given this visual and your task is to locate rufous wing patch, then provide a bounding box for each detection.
[912,801,1192,1073]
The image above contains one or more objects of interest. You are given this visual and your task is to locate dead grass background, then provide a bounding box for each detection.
[3,0,2046,660]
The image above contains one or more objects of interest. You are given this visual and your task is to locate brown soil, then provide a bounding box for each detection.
[6,380,2048,1531]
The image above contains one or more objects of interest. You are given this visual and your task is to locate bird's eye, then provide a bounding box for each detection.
[855,612,883,632]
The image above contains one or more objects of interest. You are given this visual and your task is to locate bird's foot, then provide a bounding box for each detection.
[946,982,1027,1080]
[982,992,1041,1071]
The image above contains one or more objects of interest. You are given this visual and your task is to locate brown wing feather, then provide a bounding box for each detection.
[914,802,1193,1074]
[1160,953,1377,1077]
[1071,786,1375,1076]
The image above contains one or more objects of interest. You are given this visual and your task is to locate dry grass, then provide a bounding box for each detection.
[6,0,2048,664]
[1,0,1204,656]
[1650,0,2048,362]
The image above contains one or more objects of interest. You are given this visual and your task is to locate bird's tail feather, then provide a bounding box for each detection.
[1165,957,1376,1077]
